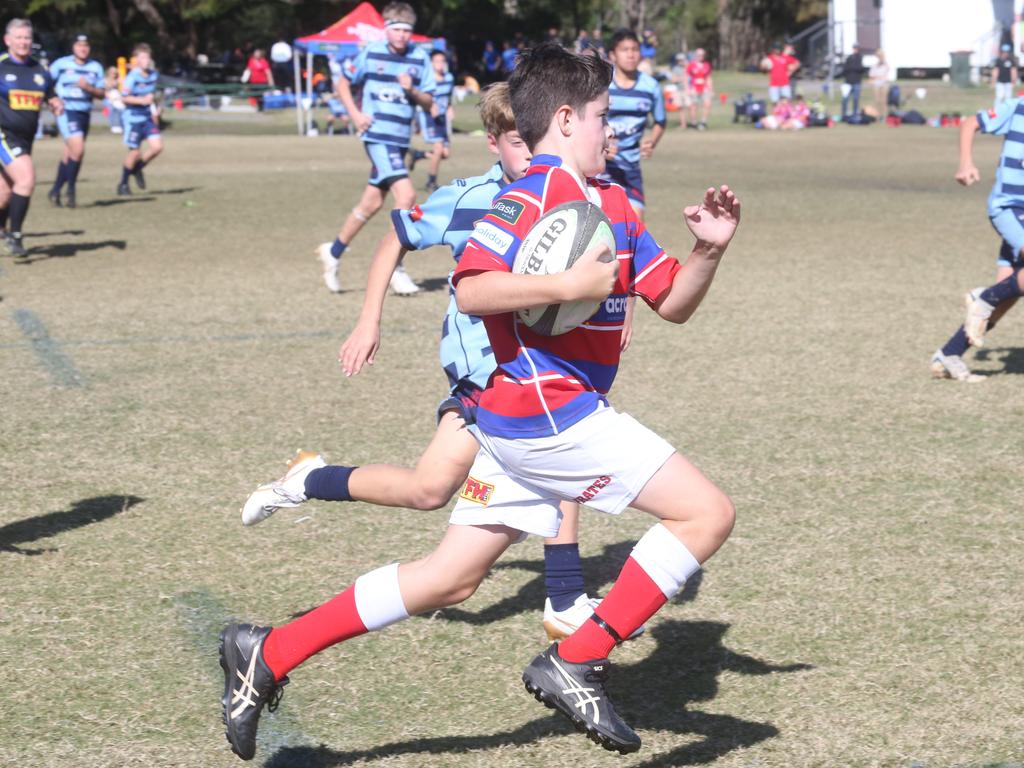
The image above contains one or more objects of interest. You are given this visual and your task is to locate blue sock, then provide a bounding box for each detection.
[330,238,347,259]
[304,465,356,502]
[66,160,82,193]
[544,543,586,611]
[941,326,970,357]
[52,161,68,194]
[120,165,132,185]
[979,272,1022,307]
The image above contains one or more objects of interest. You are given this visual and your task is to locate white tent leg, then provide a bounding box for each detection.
[294,51,302,135]
[306,50,314,135]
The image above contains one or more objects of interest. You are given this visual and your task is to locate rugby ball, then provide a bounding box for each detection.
[511,201,617,336]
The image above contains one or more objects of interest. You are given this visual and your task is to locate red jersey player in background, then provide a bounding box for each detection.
[763,42,800,103]
[684,48,714,130]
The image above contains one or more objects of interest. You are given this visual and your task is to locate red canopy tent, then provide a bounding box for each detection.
[291,2,444,134]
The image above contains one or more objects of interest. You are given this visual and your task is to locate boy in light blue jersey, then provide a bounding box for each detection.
[932,99,1024,381]
[242,85,616,648]
[316,2,436,296]
[47,34,104,208]
[411,49,455,192]
[116,43,162,196]
[600,28,666,220]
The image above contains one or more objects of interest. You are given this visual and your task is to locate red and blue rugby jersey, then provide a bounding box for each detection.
[453,154,681,438]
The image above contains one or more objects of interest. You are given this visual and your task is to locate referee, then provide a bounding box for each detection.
[1,18,63,257]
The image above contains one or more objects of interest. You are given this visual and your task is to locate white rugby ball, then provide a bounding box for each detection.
[511,201,617,335]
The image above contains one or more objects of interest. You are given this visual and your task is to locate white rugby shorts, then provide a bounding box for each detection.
[449,405,676,538]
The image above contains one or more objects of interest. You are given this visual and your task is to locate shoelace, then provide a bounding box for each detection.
[266,676,288,713]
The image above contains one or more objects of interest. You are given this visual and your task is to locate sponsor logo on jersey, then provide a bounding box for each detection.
[377,86,409,105]
[603,296,628,315]
[989,108,998,119]
[460,476,494,505]
[574,475,612,504]
[492,198,525,226]
[9,90,42,111]
[471,221,514,255]
[33,74,45,86]
[4,74,16,81]
[409,204,424,222]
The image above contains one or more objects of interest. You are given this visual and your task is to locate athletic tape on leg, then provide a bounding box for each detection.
[354,563,409,631]
[630,524,701,599]
[353,208,368,223]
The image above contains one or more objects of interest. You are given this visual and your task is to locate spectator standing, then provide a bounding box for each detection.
[992,43,1018,108]
[869,49,890,115]
[685,47,713,130]
[270,40,292,92]
[763,43,800,103]
[242,49,273,87]
[501,40,519,74]
[482,41,501,82]
[574,29,592,54]
[639,29,657,74]
[104,66,124,133]
[840,43,867,120]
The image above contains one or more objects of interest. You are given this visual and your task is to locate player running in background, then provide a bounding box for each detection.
[932,100,1024,381]
[47,34,104,209]
[601,28,666,220]
[316,2,436,296]
[117,43,162,196]
[0,19,63,258]
[410,49,455,192]
[243,83,630,645]
[684,47,713,131]
[219,44,739,761]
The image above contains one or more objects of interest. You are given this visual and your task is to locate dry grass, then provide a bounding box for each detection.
[2,93,1022,768]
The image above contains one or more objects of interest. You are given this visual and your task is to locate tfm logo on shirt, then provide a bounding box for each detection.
[9,90,42,111]
[460,477,494,505]
[377,86,409,105]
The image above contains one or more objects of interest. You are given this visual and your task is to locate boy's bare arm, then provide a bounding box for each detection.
[456,245,618,316]
[955,115,981,186]
[339,231,407,376]
[654,186,740,324]
[337,77,370,133]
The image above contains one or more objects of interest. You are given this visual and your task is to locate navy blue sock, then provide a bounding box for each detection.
[544,543,586,611]
[428,174,437,185]
[120,165,132,185]
[304,465,356,502]
[941,326,971,357]
[8,193,30,236]
[133,158,147,172]
[979,272,1023,306]
[66,160,82,192]
[0,207,7,229]
[330,238,347,259]
[52,161,68,193]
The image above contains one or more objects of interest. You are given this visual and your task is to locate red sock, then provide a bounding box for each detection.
[559,557,667,663]
[261,586,366,681]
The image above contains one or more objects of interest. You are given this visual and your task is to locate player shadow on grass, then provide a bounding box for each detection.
[426,539,642,627]
[972,347,1024,376]
[0,494,143,555]
[261,617,807,768]
[86,197,157,207]
[16,240,128,261]
[411,276,451,293]
[22,229,86,238]
[149,186,201,195]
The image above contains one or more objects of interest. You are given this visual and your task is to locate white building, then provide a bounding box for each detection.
[830,0,1011,75]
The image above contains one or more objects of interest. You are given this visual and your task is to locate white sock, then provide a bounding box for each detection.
[630,523,701,599]
[354,563,409,631]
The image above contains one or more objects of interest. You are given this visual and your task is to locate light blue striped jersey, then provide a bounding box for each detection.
[607,70,666,167]
[345,41,437,148]
[979,98,1024,215]
[391,162,506,388]
[50,56,104,113]
[122,67,159,118]
[433,71,454,112]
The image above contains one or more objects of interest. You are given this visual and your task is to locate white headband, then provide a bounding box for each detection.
[385,20,413,30]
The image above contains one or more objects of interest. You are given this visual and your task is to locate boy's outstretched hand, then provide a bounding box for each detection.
[684,185,740,254]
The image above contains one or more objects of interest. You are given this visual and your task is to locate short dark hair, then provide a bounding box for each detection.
[430,49,447,59]
[608,28,639,52]
[509,42,612,150]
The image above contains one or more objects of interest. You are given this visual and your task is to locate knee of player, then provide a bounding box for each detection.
[436,576,481,606]
[706,490,736,540]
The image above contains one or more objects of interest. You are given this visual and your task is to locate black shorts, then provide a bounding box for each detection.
[0,127,34,165]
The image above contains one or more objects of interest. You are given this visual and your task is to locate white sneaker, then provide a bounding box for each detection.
[930,350,983,383]
[241,450,326,526]
[963,289,994,347]
[316,243,342,293]
[389,263,420,296]
[542,594,645,642]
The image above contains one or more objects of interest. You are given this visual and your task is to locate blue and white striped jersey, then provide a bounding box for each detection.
[433,71,454,112]
[979,98,1024,216]
[607,70,666,167]
[391,162,506,388]
[122,67,159,118]
[345,41,437,148]
[50,56,104,113]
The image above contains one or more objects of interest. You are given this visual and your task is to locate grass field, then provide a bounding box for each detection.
[2,80,1023,768]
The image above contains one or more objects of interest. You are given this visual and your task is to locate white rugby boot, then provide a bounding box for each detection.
[389,263,421,296]
[930,350,983,383]
[542,594,645,642]
[316,243,342,294]
[241,450,326,526]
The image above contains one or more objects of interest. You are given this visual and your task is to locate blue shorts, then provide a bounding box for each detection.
[420,111,449,145]
[991,207,1024,266]
[769,84,793,102]
[0,127,32,165]
[437,378,483,425]
[58,110,91,139]
[365,141,408,188]
[602,160,645,207]
[122,113,160,149]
